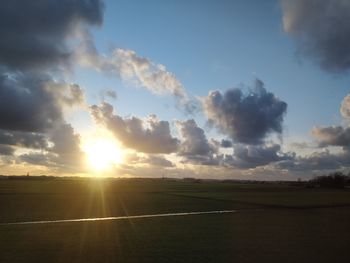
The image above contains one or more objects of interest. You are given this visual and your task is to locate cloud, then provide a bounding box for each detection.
[100,90,117,101]
[48,124,82,155]
[289,142,314,150]
[142,155,174,167]
[0,0,104,70]
[19,123,85,172]
[0,1,104,173]
[47,123,85,171]
[0,130,47,149]
[281,0,350,72]
[311,94,350,148]
[81,47,184,96]
[220,139,233,148]
[177,119,217,156]
[202,79,287,144]
[224,143,294,169]
[54,83,85,107]
[277,149,350,172]
[0,0,101,172]
[284,93,350,172]
[90,102,179,154]
[124,153,174,168]
[312,126,350,147]
[0,72,63,132]
[0,145,14,156]
[19,153,52,167]
[0,71,85,133]
[0,61,86,172]
[176,119,219,165]
[340,94,350,118]
[0,70,86,172]
[78,46,197,113]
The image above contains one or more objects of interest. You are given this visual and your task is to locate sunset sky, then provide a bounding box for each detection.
[1,0,350,180]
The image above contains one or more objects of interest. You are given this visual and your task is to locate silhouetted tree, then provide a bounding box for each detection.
[310,172,349,188]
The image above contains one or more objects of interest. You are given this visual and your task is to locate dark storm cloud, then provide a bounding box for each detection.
[276,149,350,172]
[0,145,14,156]
[176,119,219,165]
[143,155,174,167]
[0,71,86,171]
[90,102,179,154]
[181,154,221,166]
[47,123,85,171]
[203,79,287,144]
[281,0,350,72]
[0,130,47,149]
[125,154,174,167]
[0,71,84,133]
[19,153,52,167]
[220,139,233,148]
[224,143,293,169]
[312,126,350,147]
[0,0,100,133]
[0,72,63,132]
[48,123,82,155]
[19,123,85,172]
[177,119,217,157]
[0,0,104,70]
[0,1,104,172]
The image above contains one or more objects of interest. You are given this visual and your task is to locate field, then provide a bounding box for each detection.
[1,178,350,262]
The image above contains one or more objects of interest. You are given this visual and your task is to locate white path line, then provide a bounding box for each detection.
[0,210,236,226]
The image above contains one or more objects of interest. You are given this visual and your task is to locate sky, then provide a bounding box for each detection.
[1,0,350,180]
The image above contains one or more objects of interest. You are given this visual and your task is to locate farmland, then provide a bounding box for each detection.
[0,178,350,262]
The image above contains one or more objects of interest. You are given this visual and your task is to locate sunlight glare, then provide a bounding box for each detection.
[83,138,123,172]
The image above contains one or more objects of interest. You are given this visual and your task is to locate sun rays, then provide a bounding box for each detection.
[82,136,124,172]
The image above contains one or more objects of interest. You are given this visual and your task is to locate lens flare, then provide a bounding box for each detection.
[82,138,123,171]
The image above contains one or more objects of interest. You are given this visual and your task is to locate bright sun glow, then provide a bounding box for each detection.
[82,138,123,172]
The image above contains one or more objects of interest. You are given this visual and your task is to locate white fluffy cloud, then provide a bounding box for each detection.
[78,46,197,113]
[90,102,180,154]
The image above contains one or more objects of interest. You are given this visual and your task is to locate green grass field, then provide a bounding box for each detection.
[1,178,350,262]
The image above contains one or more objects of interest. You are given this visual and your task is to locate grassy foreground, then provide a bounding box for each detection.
[0,178,350,262]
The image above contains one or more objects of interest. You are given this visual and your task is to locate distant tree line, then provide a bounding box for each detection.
[309,172,350,188]
[0,175,55,180]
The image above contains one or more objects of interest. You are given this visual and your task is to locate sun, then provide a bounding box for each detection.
[82,137,123,172]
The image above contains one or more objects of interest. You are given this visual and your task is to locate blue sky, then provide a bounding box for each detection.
[76,0,350,137]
